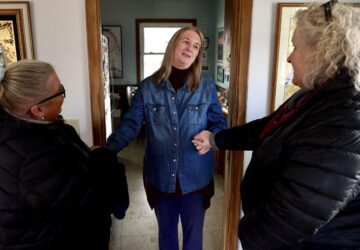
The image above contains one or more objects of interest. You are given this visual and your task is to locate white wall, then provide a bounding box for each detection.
[244,0,359,169]
[1,0,93,145]
[5,0,357,152]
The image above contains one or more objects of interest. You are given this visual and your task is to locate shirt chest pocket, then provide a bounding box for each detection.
[146,104,166,125]
[186,103,207,125]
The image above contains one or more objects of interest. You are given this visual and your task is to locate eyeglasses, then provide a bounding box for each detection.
[36,83,66,105]
[322,0,338,22]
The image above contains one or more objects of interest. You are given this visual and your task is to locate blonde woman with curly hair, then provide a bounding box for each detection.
[193,1,360,249]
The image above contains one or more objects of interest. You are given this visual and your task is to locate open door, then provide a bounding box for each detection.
[85,0,253,248]
[222,0,253,249]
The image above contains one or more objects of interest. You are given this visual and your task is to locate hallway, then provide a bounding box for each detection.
[109,138,224,250]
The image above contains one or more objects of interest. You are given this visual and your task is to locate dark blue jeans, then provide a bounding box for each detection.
[154,192,206,250]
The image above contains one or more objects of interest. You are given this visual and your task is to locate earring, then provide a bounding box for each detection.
[41,116,45,120]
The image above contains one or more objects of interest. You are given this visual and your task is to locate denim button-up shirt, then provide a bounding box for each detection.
[106,74,228,194]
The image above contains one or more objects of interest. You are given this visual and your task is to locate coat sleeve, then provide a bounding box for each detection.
[90,147,129,219]
[19,146,97,210]
[239,110,360,249]
[214,116,271,151]
[106,85,145,153]
[20,145,129,219]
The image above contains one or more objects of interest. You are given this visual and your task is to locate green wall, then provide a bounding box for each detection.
[100,0,223,85]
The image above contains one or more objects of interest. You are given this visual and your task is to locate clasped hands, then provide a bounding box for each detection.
[192,130,212,155]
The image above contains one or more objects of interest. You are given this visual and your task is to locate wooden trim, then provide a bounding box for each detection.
[222,0,253,249]
[270,3,306,112]
[85,0,106,146]
[85,0,253,249]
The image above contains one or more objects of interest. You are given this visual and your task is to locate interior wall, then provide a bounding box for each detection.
[244,0,359,172]
[0,0,93,145]
[6,0,357,153]
[249,0,359,121]
[100,0,217,84]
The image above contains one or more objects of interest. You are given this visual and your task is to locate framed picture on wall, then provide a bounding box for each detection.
[203,36,209,50]
[270,3,305,111]
[102,25,123,78]
[217,27,224,63]
[217,65,224,83]
[0,1,34,64]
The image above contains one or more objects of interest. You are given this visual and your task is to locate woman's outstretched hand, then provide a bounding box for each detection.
[192,130,212,155]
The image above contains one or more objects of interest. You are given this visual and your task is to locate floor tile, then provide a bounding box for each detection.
[111,139,224,249]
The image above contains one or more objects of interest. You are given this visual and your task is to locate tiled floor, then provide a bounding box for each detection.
[109,138,224,250]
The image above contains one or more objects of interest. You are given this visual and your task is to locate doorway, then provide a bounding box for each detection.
[85,0,253,248]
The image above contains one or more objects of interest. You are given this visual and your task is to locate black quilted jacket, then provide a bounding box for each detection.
[215,72,360,249]
[0,109,129,250]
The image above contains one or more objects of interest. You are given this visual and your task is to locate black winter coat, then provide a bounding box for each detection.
[0,109,129,250]
[214,72,360,249]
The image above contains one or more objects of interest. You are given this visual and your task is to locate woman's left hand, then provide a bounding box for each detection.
[192,130,212,154]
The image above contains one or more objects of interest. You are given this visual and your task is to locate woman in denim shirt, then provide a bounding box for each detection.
[106,26,228,249]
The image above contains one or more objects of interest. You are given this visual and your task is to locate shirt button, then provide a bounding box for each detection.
[172,97,175,100]
[173,127,177,130]
[172,173,175,177]
[154,108,157,111]
[173,111,176,115]
[173,159,176,162]
[174,143,177,146]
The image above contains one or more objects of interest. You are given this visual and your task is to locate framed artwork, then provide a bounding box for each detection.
[203,36,209,50]
[201,50,209,71]
[217,65,224,83]
[217,27,224,63]
[0,1,34,64]
[102,25,123,78]
[271,3,305,111]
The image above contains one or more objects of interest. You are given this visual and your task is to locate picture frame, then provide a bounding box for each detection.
[217,65,224,83]
[203,36,209,50]
[201,50,209,71]
[0,1,34,64]
[217,27,224,63]
[102,25,123,78]
[270,3,305,111]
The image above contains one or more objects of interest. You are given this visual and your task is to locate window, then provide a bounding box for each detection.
[136,19,196,81]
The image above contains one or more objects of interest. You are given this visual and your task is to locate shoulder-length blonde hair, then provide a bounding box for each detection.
[152,26,204,92]
[295,3,360,90]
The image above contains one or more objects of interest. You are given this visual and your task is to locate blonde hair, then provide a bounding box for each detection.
[295,3,360,90]
[152,26,204,92]
[0,60,55,114]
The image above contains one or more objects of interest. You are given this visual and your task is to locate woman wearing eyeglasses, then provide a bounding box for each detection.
[0,60,129,250]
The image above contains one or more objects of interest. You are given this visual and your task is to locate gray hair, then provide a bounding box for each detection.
[0,60,55,114]
[295,3,360,90]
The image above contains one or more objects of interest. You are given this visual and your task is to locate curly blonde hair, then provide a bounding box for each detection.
[295,2,360,90]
